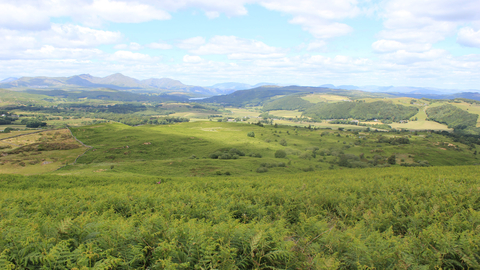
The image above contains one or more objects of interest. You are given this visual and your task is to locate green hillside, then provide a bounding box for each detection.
[263,95,314,111]
[427,104,479,130]
[202,86,389,107]
[61,122,480,177]
[303,101,418,121]
[25,89,189,103]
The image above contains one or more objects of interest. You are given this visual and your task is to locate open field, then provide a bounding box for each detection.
[227,108,262,118]
[301,94,352,103]
[268,110,303,118]
[0,125,27,133]
[0,128,87,174]
[390,120,452,131]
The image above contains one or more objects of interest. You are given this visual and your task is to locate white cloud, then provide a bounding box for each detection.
[290,16,352,39]
[0,24,121,59]
[0,0,172,30]
[76,0,171,25]
[190,36,284,56]
[306,40,327,51]
[0,0,362,40]
[260,0,360,20]
[114,44,128,50]
[47,24,122,48]
[372,40,432,53]
[205,11,220,19]
[0,29,38,50]
[22,46,104,60]
[0,2,51,30]
[377,0,480,47]
[457,27,480,48]
[147,42,173,50]
[177,37,206,50]
[260,0,359,39]
[183,55,203,63]
[114,42,144,50]
[228,53,285,60]
[380,49,448,65]
[110,50,157,62]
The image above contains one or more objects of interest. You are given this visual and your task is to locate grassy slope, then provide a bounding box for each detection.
[301,94,352,103]
[0,129,87,174]
[450,101,480,127]
[45,121,480,178]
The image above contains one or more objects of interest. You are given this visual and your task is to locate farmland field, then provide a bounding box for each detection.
[301,94,352,103]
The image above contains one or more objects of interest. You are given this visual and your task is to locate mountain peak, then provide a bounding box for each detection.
[0,77,18,83]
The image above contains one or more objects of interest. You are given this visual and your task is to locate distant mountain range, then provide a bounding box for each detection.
[2,74,480,100]
[0,74,263,96]
[319,84,480,95]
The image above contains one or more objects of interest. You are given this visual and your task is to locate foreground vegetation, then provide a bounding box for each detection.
[1,166,480,269]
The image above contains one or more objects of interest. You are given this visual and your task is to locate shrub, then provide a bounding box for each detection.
[299,152,312,160]
[229,148,245,156]
[256,167,268,173]
[275,149,287,158]
[247,131,255,137]
[249,153,262,158]
[210,148,245,159]
[387,154,396,165]
[279,139,287,146]
[302,166,314,172]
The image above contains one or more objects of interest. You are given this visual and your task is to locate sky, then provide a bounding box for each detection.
[0,0,480,89]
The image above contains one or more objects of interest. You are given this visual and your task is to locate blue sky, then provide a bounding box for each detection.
[0,0,479,89]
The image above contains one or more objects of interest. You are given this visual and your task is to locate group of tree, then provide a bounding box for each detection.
[20,118,47,128]
[426,104,478,131]
[303,101,418,122]
[263,96,313,111]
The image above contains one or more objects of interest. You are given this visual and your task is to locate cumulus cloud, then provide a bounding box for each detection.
[372,40,432,53]
[177,37,206,50]
[457,27,480,48]
[0,0,361,40]
[306,40,327,51]
[0,1,51,30]
[22,46,104,60]
[0,0,172,30]
[183,55,203,63]
[188,36,284,57]
[114,42,144,50]
[379,49,448,65]
[74,0,171,26]
[47,24,122,48]
[0,24,121,60]
[371,0,479,69]
[377,0,480,47]
[147,42,173,50]
[205,11,220,19]
[228,53,285,60]
[110,50,157,62]
[260,0,359,39]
